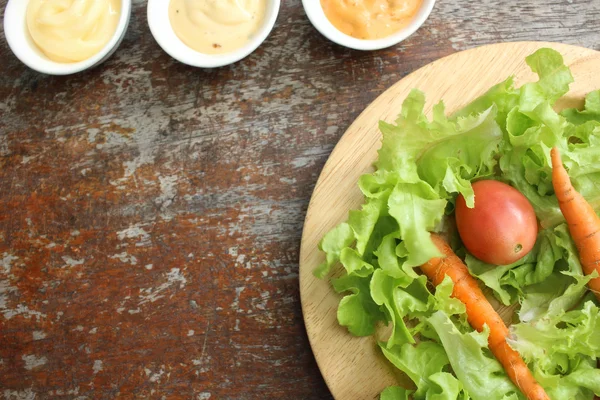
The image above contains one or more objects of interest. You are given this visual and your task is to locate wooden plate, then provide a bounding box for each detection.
[299,42,600,400]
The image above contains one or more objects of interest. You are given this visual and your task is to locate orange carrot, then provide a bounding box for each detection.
[551,147,600,300]
[421,234,550,400]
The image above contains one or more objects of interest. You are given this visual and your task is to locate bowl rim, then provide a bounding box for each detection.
[302,0,436,51]
[147,0,281,68]
[3,0,132,75]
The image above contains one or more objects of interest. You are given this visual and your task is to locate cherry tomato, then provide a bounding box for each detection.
[455,180,538,265]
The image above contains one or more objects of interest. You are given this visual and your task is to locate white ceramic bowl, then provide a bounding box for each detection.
[3,0,132,75]
[303,0,436,51]
[147,0,280,68]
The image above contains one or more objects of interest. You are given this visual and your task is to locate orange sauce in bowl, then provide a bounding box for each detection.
[320,0,423,40]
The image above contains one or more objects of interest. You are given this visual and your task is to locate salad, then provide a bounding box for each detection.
[315,48,600,400]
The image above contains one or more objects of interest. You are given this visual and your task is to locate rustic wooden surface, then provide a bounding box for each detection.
[0,1,599,399]
[299,41,600,400]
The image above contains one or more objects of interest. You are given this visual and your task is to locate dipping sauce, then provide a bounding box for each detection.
[169,0,267,55]
[320,0,422,40]
[27,0,121,63]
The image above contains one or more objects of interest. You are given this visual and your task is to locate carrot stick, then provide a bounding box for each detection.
[551,147,600,300]
[421,234,550,400]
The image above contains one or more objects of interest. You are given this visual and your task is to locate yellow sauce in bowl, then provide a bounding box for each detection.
[169,0,267,55]
[26,0,121,63]
[320,0,422,40]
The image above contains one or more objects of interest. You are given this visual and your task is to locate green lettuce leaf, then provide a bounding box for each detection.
[428,311,524,400]
[332,274,385,336]
[434,276,466,317]
[314,222,355,278]
[498,49,576,228]
[509,299,600,400]
[561,90,600,125]
[465,225,567,305]
[499,66,600,229]
[348,194,393,259]
[520,48,574,114]
[380,386,412,400]
[532,356,600,399]
[370,269,415,348]
[450,77,519,127]
[517,223,587,321]
[381,341,451,398]
[387,181,446,267]
[426,372,464,400]
[510,301,600,363]
[518,272,591,323]
[374,233,418,279]
[561,360,600,396]
[561,121,600,213]
[340,247,374,277]
[417,105,503,207]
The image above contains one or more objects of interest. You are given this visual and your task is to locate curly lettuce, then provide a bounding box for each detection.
[315,48,600,400]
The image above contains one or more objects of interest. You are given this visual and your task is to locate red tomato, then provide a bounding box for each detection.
[455,180,538,265]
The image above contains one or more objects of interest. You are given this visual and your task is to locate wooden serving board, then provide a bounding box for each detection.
[299,42,600,400]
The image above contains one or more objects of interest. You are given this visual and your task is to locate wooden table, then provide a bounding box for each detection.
[1,1,599,398]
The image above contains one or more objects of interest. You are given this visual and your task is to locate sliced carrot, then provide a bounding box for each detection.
[421,234,550,400]
[551,147,600,300]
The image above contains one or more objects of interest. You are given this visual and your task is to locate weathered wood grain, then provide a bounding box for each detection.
[0,0,599,399]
